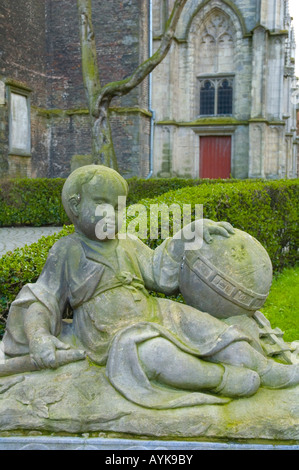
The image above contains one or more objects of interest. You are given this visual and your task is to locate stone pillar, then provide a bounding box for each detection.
[266,37,285,120]
[249,26,268,177]
[292,140,298,178]
[249,122,266,178]
[153,125,173,177]
[265,126,284,178]
[285,135,292,177]
[0,81,9,176]
[260,0,284,30]
[251,26,268,119]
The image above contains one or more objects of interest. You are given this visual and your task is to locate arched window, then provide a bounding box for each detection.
[217,79,233,115]
[199,77,233,116]
[200,80,215,116]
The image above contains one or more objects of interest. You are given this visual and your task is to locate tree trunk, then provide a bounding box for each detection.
[91,102,118,169]
[77,0,118,169]
[78,0,188,170]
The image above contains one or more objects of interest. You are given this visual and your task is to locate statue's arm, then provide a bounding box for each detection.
[24,302,52,341]
[130,235,181,295]
[5,236,85,369]
[24,302,71,369]
[131,220,235,295]
[167,219,235,261]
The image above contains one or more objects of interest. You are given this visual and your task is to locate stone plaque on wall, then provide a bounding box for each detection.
[0,81,5,105]
[9,92,30,154]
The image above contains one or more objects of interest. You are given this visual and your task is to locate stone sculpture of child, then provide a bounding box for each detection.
[3,165,299,409]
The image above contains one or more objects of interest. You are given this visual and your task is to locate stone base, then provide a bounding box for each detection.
[0,436,298,451]
[0,361,298,443]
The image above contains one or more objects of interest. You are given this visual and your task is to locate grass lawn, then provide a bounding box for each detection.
[261,264,299,343]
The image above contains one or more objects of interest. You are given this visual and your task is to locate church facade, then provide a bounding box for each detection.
[151,0,298,179]
[0,0,298,180]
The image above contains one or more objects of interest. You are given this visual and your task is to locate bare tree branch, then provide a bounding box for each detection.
[77,0,118,169]
[92,0,188,117]
[77,0,188,169]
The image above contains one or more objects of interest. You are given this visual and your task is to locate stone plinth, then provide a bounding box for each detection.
[0,361,298,443]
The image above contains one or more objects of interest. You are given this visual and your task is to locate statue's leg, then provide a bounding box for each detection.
[208,341,268,370]
[209,341,299,389]
[138,337,260,397]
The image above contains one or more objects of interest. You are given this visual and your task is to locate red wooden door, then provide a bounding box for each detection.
[200,136,231,178]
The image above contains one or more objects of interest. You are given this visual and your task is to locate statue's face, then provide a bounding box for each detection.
[75,174,127,241]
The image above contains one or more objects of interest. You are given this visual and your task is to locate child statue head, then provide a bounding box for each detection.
[62,165,128,241]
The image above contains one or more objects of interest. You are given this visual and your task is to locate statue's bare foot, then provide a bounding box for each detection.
[260,362,299,389]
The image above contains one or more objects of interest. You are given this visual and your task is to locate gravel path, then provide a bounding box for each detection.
[0,227,63,257]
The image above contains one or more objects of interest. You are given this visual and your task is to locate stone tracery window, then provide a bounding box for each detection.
[199,77,233,116]
[202,11,233,45]
[200,10,234,74]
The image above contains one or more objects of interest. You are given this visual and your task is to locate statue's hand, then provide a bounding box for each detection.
[29,334,71,370]
[170,219,235,259]
[196,219,235,244]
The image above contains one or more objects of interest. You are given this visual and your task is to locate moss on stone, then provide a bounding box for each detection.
[269,30,289,36]
[32,107,90,118]
[71,155,93,172]
[109,107,152,117]
[66,109,90,116]
[156,117,248,127]
[248,118,285,126]
[33,106,152,120]
[5,79,32,93]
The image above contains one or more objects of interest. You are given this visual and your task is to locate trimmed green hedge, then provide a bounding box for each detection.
[137,180,299,272]
[125,176,241,205]
[0,179,298,331]
[0,178,69,227]
[0,176,254,227]
[0,225,74,324]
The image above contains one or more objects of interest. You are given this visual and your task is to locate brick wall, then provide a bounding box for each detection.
[45,0,148,109]
[0,0,150,179]
[43,0,150,178]
[110,110,151,178]
[0,0,47,107]
[0,105,9,177]
[0,0,48,178]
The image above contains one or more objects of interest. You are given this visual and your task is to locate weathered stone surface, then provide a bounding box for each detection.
[1,165,298,442]
[0,360,298,442]
[152,0,298,179]
[0,0,151,179]
[0,436,298,450]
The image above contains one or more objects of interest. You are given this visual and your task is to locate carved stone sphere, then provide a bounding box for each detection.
[179,228,273,319]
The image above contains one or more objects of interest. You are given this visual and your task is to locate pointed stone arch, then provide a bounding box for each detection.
[175,0,248,42]
[189,5,240,76]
